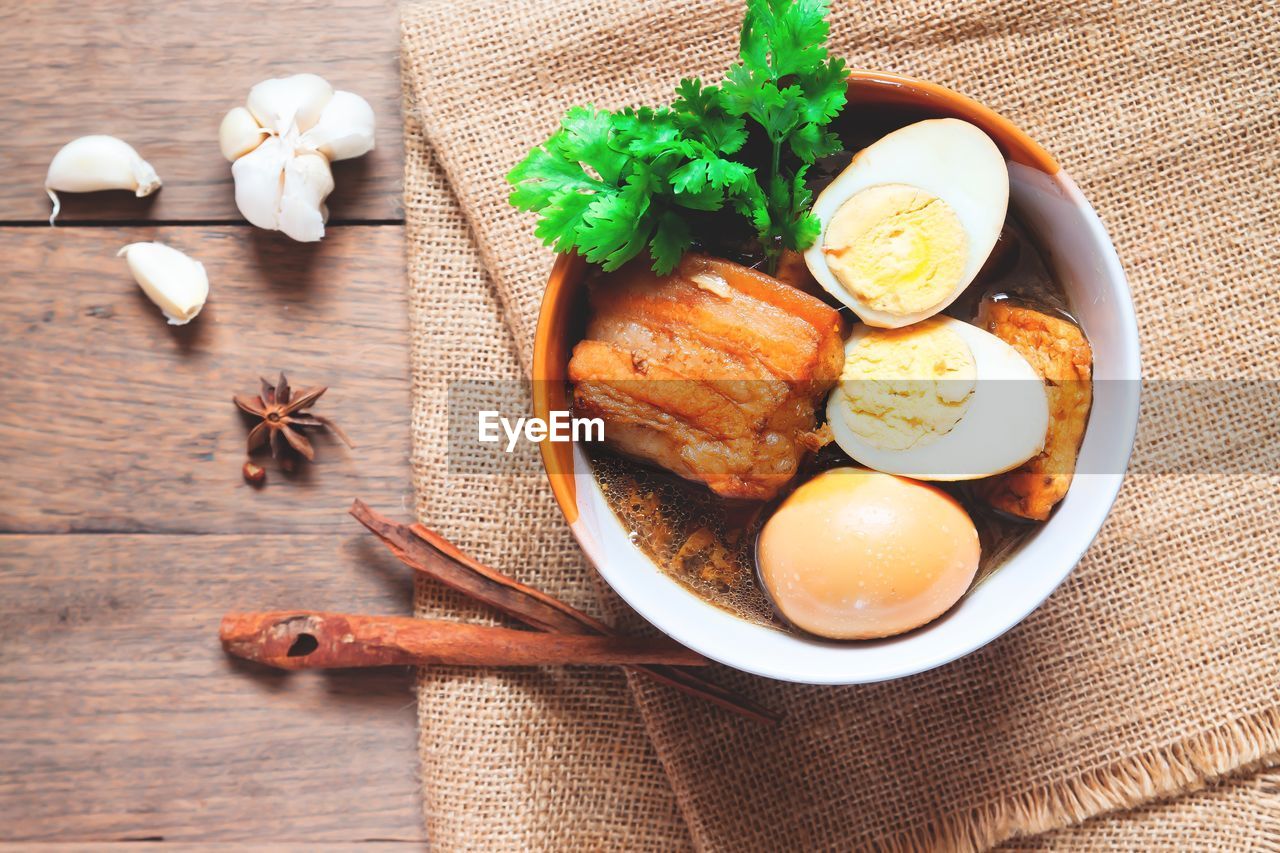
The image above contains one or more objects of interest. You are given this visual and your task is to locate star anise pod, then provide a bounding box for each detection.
[233,372,353,461]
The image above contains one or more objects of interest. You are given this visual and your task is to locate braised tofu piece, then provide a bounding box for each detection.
[569,254,844,500]
[974,302,1093,520]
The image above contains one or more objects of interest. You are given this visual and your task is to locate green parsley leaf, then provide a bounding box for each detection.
[576,174,654,271]
[554,106,629,184]
[732,178,773,234]
[760,84,806,142]
[611,107,686,160]
[740,0,831,80]
[706,157,754,190]
[671,183,730,211]
[670,158,711,194]
[788,122,842,163]
[673,78,748,155]
[670,151,754,195]
[788,171,823,249]
[650,211,694,274]
[532,190,595,252]
[795,56,848,126]
[720,65,782,127]
[507,143,602,211]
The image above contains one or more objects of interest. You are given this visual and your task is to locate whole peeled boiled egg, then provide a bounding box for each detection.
[827,316,1049,480]
[804,119,1009,328]
[758,467,980,639]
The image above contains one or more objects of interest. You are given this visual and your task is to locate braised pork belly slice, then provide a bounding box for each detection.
[568,254,844,500]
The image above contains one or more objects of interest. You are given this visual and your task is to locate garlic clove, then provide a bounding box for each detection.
[45,135,162,225]
[277,152,335,242]
[231,135,289,230]
[219,106,268,162]
[118,242,209,325]
[246,73,333,135]
[300,90,376,161]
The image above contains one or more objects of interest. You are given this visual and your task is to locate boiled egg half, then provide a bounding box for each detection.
[804,119,1009,328]
[759,468,980,639]
[827,316,1049,480]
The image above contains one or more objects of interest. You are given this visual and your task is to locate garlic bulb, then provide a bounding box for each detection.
[45,135,162,225]
[118,242,209,325]
[220,73,375,242]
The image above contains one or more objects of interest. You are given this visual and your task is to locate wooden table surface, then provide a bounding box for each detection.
[0,0,426,844]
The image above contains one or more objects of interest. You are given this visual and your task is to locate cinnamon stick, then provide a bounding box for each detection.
[350,500,779,725]
[220,611,706,670]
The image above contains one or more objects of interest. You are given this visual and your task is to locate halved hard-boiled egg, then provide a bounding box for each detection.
[804,119,1009,328]
[758,468,980,639]
[827,316,1049,480]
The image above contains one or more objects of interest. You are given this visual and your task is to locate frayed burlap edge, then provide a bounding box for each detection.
[1004,766,1280,851]
[866,710,1280,852]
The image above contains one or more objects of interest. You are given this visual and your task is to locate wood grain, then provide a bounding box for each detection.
[0,533,423,843]
[0,226,412,534]
[0,847,420,852]
[0,0,402,223]
[0,0,425,841]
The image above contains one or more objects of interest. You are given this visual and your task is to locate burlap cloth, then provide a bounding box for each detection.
[399,0,1280,848]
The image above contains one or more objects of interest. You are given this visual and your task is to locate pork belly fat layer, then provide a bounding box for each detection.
[568,254,844,500]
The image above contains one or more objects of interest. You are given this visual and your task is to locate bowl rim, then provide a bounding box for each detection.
[531,69,1142,683]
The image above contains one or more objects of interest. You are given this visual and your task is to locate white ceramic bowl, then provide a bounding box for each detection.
[532,72,1141,684]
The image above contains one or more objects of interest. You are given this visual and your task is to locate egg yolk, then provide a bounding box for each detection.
[758,468,980,640]
[837,319,976,450]
[822,184,968,315]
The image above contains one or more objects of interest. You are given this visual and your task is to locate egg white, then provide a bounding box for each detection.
[804,119,1009,328]
[826,317,1049,480]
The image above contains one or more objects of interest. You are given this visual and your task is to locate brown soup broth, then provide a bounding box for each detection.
[582,126,1085,633]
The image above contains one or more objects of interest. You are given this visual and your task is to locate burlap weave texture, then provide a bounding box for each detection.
[401,0,1280,848]
[403,112,691,851]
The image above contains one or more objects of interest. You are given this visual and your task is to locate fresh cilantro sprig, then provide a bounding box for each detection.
[722,0,846,266]
[507,0,845,275]
[509,101,752,274]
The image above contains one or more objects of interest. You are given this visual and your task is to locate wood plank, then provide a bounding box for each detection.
[0,226,412,534]
[0,533,424,843]
[0,0,402,223]
[0,840,419,845]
